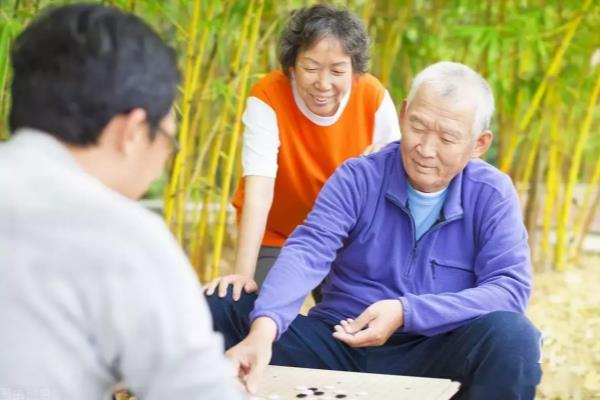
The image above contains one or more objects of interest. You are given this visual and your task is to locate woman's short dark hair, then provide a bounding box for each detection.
[279,4,369,77]
[9,4,179,146]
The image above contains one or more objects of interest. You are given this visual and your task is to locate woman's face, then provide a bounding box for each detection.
[291,36,353,117]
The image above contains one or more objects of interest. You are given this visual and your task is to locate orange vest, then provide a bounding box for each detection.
[232,69,385,247]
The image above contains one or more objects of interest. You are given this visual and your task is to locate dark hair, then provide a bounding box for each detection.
[9,4,179,145]
[279,4,369,78]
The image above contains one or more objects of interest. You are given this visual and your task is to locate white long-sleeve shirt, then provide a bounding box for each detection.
[0,129,245,400]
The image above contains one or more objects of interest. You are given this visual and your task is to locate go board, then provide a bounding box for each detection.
[253,365,460,400]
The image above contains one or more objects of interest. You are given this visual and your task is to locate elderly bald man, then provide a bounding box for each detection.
[207,61,542,399]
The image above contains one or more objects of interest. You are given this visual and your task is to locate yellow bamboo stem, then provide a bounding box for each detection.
[540,91,561,267]
[554,67,600,271]
[0,23,12,137]
[173,0,216,243]
[520,119,544,185]
[570,146,600,263]
[499,0,592,172]
[193,0,255,280]
[211,0,264,280]
[163,0,202,235]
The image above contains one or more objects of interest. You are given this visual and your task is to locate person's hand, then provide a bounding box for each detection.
[332,299,404,347]
[362,143,385,155]
[226,317,276,393]
[203,274,258,301]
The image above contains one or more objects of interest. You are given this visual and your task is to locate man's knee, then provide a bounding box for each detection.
[469,311,541,372]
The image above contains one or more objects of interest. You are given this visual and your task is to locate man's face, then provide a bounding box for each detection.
[400,85,488,193]
[129,109,177,199]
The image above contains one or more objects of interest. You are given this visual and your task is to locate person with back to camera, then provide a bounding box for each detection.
[204,4,401,302]
[0,4,245,399]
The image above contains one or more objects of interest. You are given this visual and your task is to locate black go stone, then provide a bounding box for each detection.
[296,395,308,398]
[335,395,347,399]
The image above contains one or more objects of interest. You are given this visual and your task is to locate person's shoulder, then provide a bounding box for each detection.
[355,72,384,89]
[463,158,515,200]
[354,73,385,95]
[351,72,386,106]
[104,199,179,255]
[340,141,399,176]
[250,69,290,97]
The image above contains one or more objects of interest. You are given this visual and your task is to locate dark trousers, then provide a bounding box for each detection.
[206,290,542,400]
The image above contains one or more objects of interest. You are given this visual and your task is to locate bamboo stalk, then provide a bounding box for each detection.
[520,115,544,185]
[0,22,12,140]
[499,0,592,172]
[540,89,561,270]
[172,0,216,244]
[554,67,600,271]
[163,0,201,235]
[210,0,264,280]
[193,0,254,280]
[570,147,600,264]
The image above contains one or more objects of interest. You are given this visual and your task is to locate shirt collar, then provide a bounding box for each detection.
[386,144,464,220]
[290,72,352,127]
[10,127,82,170]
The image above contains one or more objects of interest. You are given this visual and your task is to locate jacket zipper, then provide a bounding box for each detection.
[386,194,462,276]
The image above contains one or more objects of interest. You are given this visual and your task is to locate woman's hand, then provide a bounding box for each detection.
[204,274,258,301]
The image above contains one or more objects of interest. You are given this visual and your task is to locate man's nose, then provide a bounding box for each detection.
[417,134,437,158]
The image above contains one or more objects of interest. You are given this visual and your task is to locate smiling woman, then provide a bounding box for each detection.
[293,37,351,117]
[203,4,401,302]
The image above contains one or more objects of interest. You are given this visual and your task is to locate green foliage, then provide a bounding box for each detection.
[0,0,598,273]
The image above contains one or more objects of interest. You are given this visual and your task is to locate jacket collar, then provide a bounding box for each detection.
[385,144,464,221]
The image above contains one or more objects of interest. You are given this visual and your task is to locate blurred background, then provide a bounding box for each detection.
[1,0,599,398]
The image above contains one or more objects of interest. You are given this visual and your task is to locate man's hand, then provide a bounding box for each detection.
[226,317,277,394]
[203,274,258,301]
[332,299,404,347]
[362,143,385,155]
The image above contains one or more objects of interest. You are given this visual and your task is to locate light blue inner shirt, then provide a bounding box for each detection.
[407,182,448,240]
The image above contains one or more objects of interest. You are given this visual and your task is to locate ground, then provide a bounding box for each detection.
[527,255,600,399]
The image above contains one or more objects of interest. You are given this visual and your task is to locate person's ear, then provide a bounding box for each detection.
[117,108,148,155]
[471,130,493,158]
[399,100,408,122]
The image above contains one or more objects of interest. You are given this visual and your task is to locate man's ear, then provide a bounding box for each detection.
[115,108,148,155]
[399,100,408,121]
[472,130,493,158]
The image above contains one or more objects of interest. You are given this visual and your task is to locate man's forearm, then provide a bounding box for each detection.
[248,316,278,344]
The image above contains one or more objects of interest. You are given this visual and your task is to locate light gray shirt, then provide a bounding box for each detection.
[0,129,245,400]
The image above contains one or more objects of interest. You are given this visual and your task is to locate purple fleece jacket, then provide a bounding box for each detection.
[250,142,531,339]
